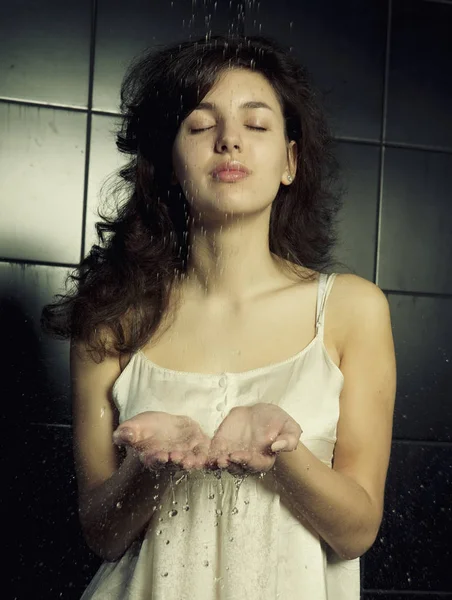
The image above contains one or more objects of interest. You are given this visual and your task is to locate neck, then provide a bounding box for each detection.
[181,216,288,305]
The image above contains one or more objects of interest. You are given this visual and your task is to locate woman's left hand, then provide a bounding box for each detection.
[206,403,302,475]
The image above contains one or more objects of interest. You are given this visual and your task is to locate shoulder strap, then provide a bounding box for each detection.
[315,273,337,338]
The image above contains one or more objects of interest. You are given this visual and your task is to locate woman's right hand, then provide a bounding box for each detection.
[112,411,211,472]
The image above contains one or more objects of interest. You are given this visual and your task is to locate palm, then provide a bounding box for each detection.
[206,403,302,475]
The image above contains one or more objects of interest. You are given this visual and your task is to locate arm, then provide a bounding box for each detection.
[71,331,164,562]
[273,276,396,560]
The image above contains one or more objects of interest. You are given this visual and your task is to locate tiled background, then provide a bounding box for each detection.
[1,0,451,598]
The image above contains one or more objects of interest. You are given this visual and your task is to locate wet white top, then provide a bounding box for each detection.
[80,272,360,600]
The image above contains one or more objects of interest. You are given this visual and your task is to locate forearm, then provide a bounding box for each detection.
[79,450,166,562]
[273,443,378,560]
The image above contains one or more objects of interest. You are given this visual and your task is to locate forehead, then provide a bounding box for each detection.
[197,68,282,113]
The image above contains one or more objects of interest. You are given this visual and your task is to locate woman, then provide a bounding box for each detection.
[42,33,396,599]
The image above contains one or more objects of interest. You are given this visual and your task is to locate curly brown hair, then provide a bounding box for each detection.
[41,33,346,363]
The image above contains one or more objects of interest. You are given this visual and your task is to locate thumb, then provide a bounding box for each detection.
[270,439,288,452]
[113,427,135,445]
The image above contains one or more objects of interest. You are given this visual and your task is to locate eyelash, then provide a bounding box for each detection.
[190,126,267,134]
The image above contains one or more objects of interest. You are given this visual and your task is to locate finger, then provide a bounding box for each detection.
[207,442,229,467]
[229,450,271,472]
[169,448,189,465]
[192,442,211,467]
[283,421,303,446]
[180,450,204,470]
[228,451,252,464]
[217,455,229,469]
[112,427,135,445]
[270,440,288,452]
[271,423,302,452]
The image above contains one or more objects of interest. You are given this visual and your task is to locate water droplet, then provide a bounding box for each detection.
[175,473,186,485]
[165,540,170,545]
[168,509,178,517]
[116,501,122,509]
[183,504,190,511]
[244,499,249,505]
[215,509,223,517]
[156,530,163,536]
[203,560,209,567]
[153,495,159,500]
[231,507,239,515]
[162,572,168,577]
[208,493,215,500]
[229,537,234,542]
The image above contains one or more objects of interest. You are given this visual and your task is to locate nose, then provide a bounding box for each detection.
[215,124,241,153]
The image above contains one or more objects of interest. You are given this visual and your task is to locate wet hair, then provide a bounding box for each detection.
[41,33,346,362]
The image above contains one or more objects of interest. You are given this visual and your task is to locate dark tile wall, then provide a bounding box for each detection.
[1,0,451,598]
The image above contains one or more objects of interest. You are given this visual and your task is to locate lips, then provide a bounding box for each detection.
[214,170,249,182]
[211,161,250,176]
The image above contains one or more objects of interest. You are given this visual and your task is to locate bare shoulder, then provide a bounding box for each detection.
[333,273,389,310]
[333,272,387,299]
[330,273,390,355]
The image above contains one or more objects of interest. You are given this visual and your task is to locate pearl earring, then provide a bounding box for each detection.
[287,175,292,182]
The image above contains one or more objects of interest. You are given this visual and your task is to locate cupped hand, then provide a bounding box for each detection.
[207,403,302,475]
[112,411,211,472]
[113,405,302,477]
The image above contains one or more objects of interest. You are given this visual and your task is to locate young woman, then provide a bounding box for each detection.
[42,33,396,600]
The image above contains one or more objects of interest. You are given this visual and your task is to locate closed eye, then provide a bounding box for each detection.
[190,126,267,134]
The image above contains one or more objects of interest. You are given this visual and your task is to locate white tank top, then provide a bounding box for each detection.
[81,272,360,600]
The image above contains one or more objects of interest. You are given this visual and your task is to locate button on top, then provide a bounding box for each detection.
[219,376,227,388]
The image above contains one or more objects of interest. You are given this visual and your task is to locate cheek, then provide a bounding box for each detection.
[176,143,205,175]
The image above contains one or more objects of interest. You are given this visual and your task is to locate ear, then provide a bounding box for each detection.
[288,140,297,176]
[283,140,297,184]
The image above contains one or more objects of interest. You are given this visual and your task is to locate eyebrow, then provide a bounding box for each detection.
[193,101,274,113]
